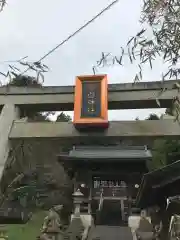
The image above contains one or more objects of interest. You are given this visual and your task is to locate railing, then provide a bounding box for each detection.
[98,190,103,211]
[92,187,127,198]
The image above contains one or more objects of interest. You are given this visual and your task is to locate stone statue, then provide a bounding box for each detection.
[136,210,154,240]
[38,205,65,240]
[0,225,8,240]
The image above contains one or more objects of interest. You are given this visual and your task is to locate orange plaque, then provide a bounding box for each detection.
[73,74,108,129]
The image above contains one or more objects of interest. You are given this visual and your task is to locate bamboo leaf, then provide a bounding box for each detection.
[121,47,124,56]
[115,56,122,65]
[92,66,96,75]
[156,98,161,107]
[134,74,139,84]
[138,64,143,79]
[19,56,28,61]
[175,82,180,89]
[127,36,134,46]
[136,28,146,37]
[11,72,18,78]
[149,58,152,69]
[128,47,133,63]
[175,82,180,92]
[0,71,7,77]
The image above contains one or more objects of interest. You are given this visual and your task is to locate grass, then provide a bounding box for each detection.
[6,210,47,240]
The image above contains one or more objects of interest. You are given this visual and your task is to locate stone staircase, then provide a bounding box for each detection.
[87,226,133,240]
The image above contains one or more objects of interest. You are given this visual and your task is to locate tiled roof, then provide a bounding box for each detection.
[136,160,180,208]
[68,146,152,160]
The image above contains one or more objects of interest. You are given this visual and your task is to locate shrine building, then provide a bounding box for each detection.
[58,145,152,225]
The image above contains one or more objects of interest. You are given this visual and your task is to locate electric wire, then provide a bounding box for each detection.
[20,0,119,75]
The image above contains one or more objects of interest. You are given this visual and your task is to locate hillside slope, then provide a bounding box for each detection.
[6,211,46,240]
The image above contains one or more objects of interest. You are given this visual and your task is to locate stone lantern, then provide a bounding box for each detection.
[72,189,84,217]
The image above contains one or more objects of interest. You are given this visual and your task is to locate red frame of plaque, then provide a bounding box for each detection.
[73,75,108,129]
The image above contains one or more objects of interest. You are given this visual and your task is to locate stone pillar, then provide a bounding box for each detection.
[0,104,20,180]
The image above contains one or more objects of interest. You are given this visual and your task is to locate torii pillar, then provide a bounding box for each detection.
[0,104,20,183]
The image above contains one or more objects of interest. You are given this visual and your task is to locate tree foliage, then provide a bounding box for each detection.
[6,74,72,122]
[151,138,180,170]
[1,74,72,208]
[7,74,41,87]
[94,0,180,120]
[146,112,180,170]
[0,56,49,87]
[94,0,180,80]
[137,0,180,81]
[146,113,160,120]
[0,0,6,11]
[56,112,72,122]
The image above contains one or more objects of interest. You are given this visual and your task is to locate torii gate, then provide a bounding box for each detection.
[0,75,179,185]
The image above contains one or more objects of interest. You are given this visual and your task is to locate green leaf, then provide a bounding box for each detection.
[128,47,133,63]
[156,98,161,107]
[127,36,134,46]
[136,28,146,37]
[115,56,122,65]
[175,82,180,89]
[149,58,152,69]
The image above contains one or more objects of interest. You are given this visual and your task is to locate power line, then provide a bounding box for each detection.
[21,0,119,75]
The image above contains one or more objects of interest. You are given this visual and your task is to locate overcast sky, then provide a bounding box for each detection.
[0,0,166,120]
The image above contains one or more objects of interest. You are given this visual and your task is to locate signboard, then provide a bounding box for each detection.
[92,179,128,198]
[73,75,108,129]
[81,81,101,118]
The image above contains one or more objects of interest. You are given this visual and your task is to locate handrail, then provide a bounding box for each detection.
[98,189,103,211]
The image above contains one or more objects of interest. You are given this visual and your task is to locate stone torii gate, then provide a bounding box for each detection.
[0,76,179,186]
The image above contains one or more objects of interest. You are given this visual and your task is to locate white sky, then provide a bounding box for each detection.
[0,0,166,120]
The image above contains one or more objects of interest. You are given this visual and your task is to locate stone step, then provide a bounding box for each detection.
[88,226,133,240]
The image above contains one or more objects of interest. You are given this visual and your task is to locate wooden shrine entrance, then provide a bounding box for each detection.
[92,176,128,225]
[58,145,152,226]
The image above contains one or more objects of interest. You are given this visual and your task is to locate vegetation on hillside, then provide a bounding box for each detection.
[146,111,180,170]
[0,74,73,224]
[7,211,47,240]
